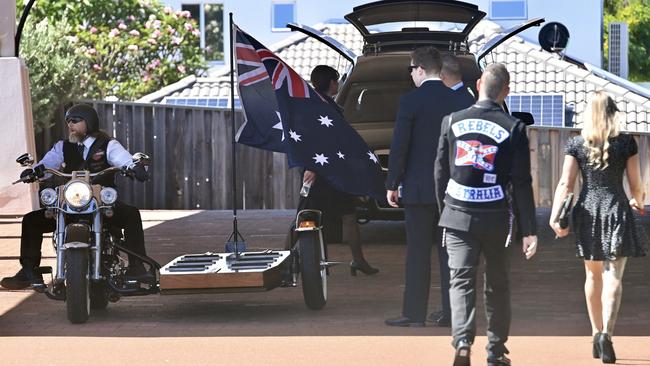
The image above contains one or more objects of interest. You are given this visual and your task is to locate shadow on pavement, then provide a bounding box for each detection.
[0,209,648,337]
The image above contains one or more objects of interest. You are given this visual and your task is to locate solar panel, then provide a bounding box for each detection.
[161,97,242,109]
[506,93,565,127]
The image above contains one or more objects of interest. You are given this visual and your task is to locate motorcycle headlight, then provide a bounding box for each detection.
[64,181,92,209]
[40,188,57,206]
[100,187,118,205]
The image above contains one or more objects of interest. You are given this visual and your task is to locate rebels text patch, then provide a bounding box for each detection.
[451,118,509,143]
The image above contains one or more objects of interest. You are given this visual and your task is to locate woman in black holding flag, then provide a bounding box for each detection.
[287,65,379,276]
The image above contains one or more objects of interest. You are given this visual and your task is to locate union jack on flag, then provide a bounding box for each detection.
[235,36,309,98]
[455,140,498,171]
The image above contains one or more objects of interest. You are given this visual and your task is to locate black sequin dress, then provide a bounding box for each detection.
[565,134,646,260]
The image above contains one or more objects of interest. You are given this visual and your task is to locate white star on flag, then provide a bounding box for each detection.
[318,115,334,127]
[289,129,301,142]
[313,153,329,166]
[337,151,345,159]
[367,151,378,164]
[272,111,284,141]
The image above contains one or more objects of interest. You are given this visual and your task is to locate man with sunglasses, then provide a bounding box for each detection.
[385,47,474,327]
[1,104,151,290]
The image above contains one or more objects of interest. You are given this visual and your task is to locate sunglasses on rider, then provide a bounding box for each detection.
[408,65,420,73]
[66,117,84,124]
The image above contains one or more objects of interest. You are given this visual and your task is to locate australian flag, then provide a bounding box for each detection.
[233,25,385,201]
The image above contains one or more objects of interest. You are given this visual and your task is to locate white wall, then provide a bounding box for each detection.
[163,0,369,66]
[162,0,602,67]
[0,58,39,214]
[0,0,16,57]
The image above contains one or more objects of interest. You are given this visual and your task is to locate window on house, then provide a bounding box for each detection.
[490,0,527,20]
[272,1,296,31]
[182,2,224,61]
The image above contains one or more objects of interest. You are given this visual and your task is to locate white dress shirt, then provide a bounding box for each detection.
[421,76,442,85]
[37,136,134,170]
[450,81,464,91]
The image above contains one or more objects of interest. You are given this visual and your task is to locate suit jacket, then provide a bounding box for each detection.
[453,82,476,106]
[386,80,474,205]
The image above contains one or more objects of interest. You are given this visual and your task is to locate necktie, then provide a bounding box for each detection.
[77,143,85,159]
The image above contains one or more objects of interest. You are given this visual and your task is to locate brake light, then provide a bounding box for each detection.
[298,220,316,229]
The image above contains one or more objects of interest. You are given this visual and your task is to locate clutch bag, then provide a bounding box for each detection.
[556,193,574,229]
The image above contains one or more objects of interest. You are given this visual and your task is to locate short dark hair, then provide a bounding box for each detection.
[410,47,442,74]
[481,63,510,100]
[310,65,339,93]
[441,54,462,79]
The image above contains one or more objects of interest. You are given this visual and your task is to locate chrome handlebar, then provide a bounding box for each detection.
[12,166,127,185]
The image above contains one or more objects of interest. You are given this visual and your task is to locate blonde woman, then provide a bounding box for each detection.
[550,90,646,364]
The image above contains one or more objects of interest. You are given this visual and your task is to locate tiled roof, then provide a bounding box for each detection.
[469,21,650,132]
[141,21,650,132]
[139,23,362,102]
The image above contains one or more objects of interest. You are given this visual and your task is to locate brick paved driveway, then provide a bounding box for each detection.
[1,209,648,365]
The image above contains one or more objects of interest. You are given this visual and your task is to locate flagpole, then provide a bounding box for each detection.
[227,12,245,257]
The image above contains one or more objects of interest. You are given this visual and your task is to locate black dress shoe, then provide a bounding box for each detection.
[384,316,425,327]
[0,267,43,290]
[598,333,616,364]
[125,262,155,283]
[428,310,451,327]
[453,339,471,366]
[487,354,511,366]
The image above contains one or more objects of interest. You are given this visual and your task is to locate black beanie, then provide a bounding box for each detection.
[65,104,99,134]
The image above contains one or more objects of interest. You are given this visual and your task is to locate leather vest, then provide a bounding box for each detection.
[62,137,116,187]
[443,104,520,211]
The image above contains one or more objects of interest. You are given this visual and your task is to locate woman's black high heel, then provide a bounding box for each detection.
[350,261,379,276]
[598,333,616,364]
[592,332,602,359]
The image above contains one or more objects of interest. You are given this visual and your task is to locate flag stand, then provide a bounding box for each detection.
[225,12,246,257]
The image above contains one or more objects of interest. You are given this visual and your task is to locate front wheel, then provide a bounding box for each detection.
[298,230,327,310]
[65,248,90,324]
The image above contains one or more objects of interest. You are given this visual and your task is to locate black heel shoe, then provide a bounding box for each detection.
[598,333,616,364]
[592,332,602,359]
[350,261,379,276]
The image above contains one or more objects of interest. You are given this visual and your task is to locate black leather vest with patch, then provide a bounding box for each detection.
[62,137,116,187]
[442,104,520,211]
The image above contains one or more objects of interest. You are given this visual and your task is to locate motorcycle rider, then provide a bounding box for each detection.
[1,104,151,290]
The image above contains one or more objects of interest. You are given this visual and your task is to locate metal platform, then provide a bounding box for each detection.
[159,250,291,294]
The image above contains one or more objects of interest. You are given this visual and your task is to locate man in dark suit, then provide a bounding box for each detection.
[434,63,538,366]
[427,54,477,327]
[441,54,476,102]
[384,47,474,327]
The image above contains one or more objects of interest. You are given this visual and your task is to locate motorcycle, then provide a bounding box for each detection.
[13,152,159,324]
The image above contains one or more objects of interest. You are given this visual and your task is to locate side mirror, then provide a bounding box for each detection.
[132,152,151,166]
[511,112,535,126]
[16,153,34,166]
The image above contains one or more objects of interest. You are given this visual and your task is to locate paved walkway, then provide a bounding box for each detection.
[0,209,649,365]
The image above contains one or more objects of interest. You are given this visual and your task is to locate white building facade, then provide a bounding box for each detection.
[161,0,603,67]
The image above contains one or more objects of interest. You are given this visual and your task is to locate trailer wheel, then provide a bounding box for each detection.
[298,230,327,310]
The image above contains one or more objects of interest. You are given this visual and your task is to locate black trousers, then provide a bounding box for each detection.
[445,218,511,358]
[20,201,146,268]
[402,204,442,322]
